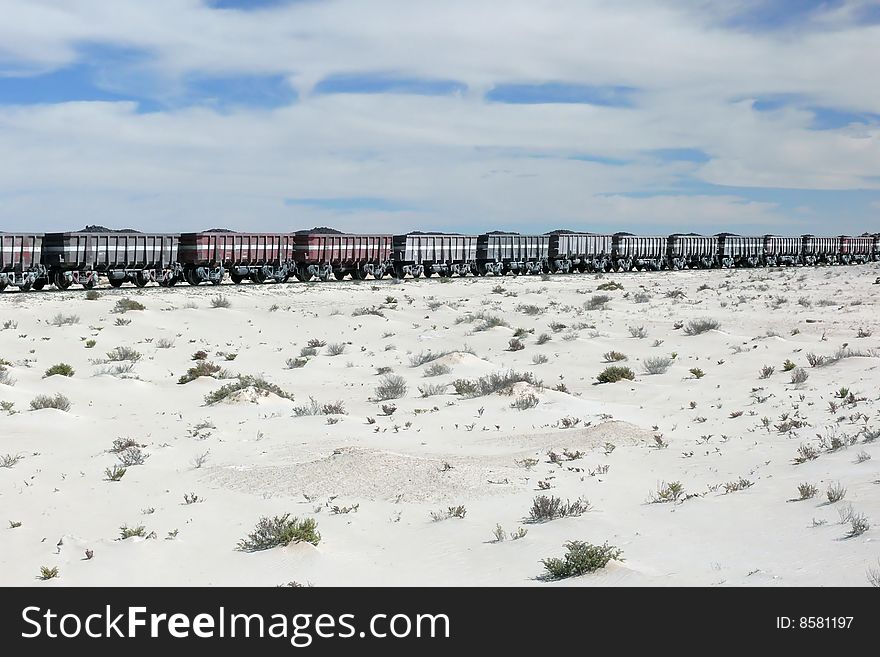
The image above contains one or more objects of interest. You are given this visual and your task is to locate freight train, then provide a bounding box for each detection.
[0,230,878,291]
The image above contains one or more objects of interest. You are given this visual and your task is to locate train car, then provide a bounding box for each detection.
[547,233,613,273]
[293,233,393,281]
[839,235,874,264]
[42,232,180,289]
[763,235,801,266]
[612,234,667,271]
[0,233,45,291]
[391,234,477,278]
[475,234,549,275]
[718,235,764,268]
[178,232,294,285]
[874,234,880,262]
[667,234,718,269]
[801,235,841,266]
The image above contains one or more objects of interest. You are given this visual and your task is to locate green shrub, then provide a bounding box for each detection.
[30,393,71,412]
[596,366,635,384]
[541,541,623,580]
[113,298,145,313]
[205,375,294,405]
[178,361,222,384]
[44,363,74,378]
[237,514,320,551]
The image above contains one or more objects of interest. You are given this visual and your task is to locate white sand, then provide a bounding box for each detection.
[1,264,879,586]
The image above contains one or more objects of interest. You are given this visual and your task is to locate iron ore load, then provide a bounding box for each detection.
[0,228,877,291]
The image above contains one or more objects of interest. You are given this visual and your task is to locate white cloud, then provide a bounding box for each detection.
[0,1,877,233]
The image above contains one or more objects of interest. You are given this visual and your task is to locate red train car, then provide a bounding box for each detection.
[179,232,295,285]
[293,233,392,280]
[0,233,45,291]
[840,235,874,264]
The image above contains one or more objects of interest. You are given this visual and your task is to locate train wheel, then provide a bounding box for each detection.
[32,279,46,291]
[134,272,149,288]
[351,268,366,281]
[333,271,346,281]
[230,272,244,284]
[295,270,311,282]
[53,272,71,290]
[0,282,6,292]
[210,277,222,285]
[81,278,96,290]
[108,278,124,288]
[251,270,267,284]
[19,281,32,292]
[185,269,200,286]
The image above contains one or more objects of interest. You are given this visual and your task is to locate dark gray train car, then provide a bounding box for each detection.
[476,234,549,275]
[612,234,667,271]
[801,235,842,265]
[763,235,802,266]
[718,235,764,268]
[42,232,181,289]
[667,234,718,269]
[0,233,45,291]
[392,234,477,278]
[179,232,296,285]
[547,233,613,273]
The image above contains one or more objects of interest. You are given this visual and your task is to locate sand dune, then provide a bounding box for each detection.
[1,264,879,586]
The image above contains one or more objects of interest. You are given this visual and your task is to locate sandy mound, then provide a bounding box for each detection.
[215,387,293,406]
[201,447,521,502]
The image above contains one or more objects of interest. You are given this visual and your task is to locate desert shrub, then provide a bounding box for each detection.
[430,506,467,521]
[628,326,648,339]
[423,363,450,377]
[532,354,549,364]
[118,524,146,540]
[596,366,635,384]
[793,444,818,464]
[541,541,623,580]
[451,370,539,398]
[517,304,543,316]
[113,298,145,313]
[584,295,610,310]
[789,368,809,385]
[527,495,591,523]
[105,346,141,362]
[508,338,525,352]
[535,333,551,345]
[649,481,684,503]
[419,383,447,397]
[307,339,326,348]
[511,392,539,410]
[178,361,222,384]
[596,281,623,291]
[409,347,474,367]
[30,393,71,412]
[104,465,126,481]
[826,482,847,503]
[156,338,175,349]
[782,359,796,371]
[642,357,672,375]
[759,365,774,379]
[84,339,96,349]
[847,513,870,538]
[603,351,627,362]
[237,514,320,552]
[689,367,705,379]
[0,453,23,468]
[723,477,753,493]
[38,566,60,581]
[191,350,208,361]
[44,363,74,378]
[684,318,720,335]
[456,311,509,331]
[374,374,407,401]
[549,321,566,333]
[85,290,100,300]
[796,483,818,500]
[210,295,231,309]
[50,313,80,326]
[325,343,346,356]
[632,291,651,304]
[205,375,295,405]
[352,306,384,317]
[117,446,149,467]
[286,357,308,369]
[109,437,139,453]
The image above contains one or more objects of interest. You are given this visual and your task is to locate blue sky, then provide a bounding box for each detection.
[0,0,877,234]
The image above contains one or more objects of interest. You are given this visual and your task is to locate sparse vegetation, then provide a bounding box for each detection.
[789,368,809,385]
[326,343,346,356]
[50,313,80,326]
[526,495,591,523]
[374,374,407,401]
[113,298,145,313]
[210,295,231,309]
[642,356,672,375]
[541,541,623,580]
[178,361,222,384]
[237,515,320,551]
[204,375,295,405]
[684,318,720,335]
[596,366,635,384]
[452,370,539,398]
[649,481,685,504]
[30,393,71,412]
[796,483,818,500]
[826,482,847,503]
[584,294,610,310]
[43,363,74,378]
